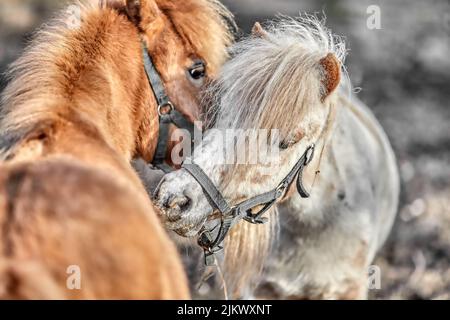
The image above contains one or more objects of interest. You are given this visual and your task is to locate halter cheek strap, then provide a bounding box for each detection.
[141,42,196,173]
[182,144,316,265]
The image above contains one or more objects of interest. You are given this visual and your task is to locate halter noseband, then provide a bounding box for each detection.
[141,41,196,173]
[182,144,316,265]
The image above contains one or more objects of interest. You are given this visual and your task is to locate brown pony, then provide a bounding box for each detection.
[0,0,233,299]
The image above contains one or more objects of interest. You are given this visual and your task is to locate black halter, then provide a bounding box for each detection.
[182,144,316,265]
[141,41,196,173]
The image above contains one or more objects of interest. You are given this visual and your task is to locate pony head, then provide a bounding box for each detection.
[126,0,234,83]
[156,15,346,237]
[125,0,235,162]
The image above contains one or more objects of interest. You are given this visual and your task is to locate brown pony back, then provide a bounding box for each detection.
[0,156,189,299]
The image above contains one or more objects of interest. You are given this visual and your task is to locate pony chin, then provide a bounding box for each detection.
[164,212,210,238]
[173,223,205,238]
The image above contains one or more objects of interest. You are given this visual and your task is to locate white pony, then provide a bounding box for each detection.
[155,16,400,299]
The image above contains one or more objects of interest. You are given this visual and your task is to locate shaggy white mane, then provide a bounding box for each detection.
[206,15,347,140]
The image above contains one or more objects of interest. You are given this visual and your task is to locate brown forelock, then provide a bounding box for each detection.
[155,0,233,76]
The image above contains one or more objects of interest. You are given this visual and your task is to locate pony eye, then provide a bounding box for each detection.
[188,61,206,80]
[279,138,298,150]
[279,140,290,150]
[279,131,303,150]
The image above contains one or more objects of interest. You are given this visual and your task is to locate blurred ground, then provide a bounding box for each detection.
[0,0,449,299]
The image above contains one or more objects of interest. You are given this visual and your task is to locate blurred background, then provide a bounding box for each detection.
[0,0,449,299]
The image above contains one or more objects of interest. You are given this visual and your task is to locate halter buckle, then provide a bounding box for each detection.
[304,144,316,166]
[157,101,174,116]
[243,216,268,224]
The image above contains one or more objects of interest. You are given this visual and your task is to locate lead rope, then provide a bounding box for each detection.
[213,255,229,300]
[310,103,336,193]
[196,256,229,300]
[310,141,326,192]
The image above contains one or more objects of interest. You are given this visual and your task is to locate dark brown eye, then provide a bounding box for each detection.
[188,61,206,80]
[279,137,298,150]
[279,131,303,150]
[279,140,290,150]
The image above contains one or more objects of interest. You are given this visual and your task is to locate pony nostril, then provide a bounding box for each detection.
[177,196,191,212]
[169,196,190,210]
[163,195,192,220]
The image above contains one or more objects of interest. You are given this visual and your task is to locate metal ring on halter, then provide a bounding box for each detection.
[197,229,214,252]
[198,225,224,253]
[157,101,174,116]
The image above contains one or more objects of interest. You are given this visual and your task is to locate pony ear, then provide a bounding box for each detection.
[319,53,341,101]
[252,22,269,39]
[126,0,163,39]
